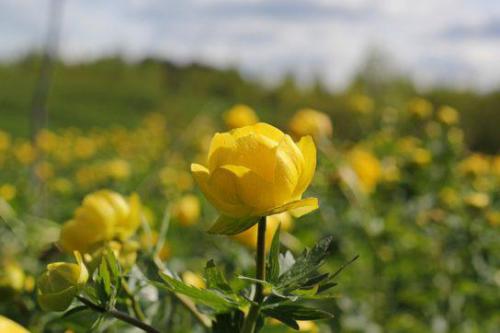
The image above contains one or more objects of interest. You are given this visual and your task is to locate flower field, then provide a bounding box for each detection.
[0,58,499,333]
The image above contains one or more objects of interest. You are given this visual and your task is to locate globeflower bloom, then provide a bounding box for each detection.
[37,252,88,312]
[346,147,381,194]
[58,190,141,254]
[288,108,333,142]
[223,104,259,129]
[191,123,318,234]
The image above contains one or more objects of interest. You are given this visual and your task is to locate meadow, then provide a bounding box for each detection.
[0,56,499,333]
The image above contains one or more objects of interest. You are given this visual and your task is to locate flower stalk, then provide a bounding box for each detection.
[241,216,267,333]
[77,296,160,333]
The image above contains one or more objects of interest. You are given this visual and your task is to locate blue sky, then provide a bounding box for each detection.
[1,0,499,90]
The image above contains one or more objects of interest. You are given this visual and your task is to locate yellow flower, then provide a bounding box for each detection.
[0,131,11,151]
[486,210,500,227]
[36,129,58,152]
[182,271,206,289]
[348,94,374,114]
[346,147,381,194]
[14,141,36,165]
[58,190,142,253]
[437,106,459,125]
[464,192,490,209]
[223,104,259,129]
[297,320,319,333]
[103,159,131,181]
[74,137,96,159]
[459,154,490,176]
[37,252,88,312]
[412,148,432,165]
[0,315,29,333]
[0,184,16,201]
[0,261,25,299]
[288,109,333,142]
[172,194,201,226]
[35,161,54,181]
[407,98,433,118]
[191,123,318,234]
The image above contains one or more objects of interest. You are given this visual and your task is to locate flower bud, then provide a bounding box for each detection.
[0,261,25,300]
[37,252,88,312]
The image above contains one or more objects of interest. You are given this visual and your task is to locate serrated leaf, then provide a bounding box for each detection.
[208,215,260,235]
[262,303,334,321]
[276,236,334,293]
[158,272,240,313]
[205,260,233,293]
[267,224,281,283]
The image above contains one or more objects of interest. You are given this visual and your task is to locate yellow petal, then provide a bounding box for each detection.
[191,163,250,217]
[293,135,316,199]
[209,132,278,182]
[98,190,130,222]
[58,219,108,253]
[232,122,284,143]
[218,164,276,214]
[265,197,318,217]
[273,135,302,199]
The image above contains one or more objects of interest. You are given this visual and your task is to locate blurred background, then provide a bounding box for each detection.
[0,1,499,332]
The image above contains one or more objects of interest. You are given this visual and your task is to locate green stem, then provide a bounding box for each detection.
[121,278,146,321]
[77,296,160,333]
[241,216,267,333]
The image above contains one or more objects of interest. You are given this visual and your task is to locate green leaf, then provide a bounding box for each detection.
[104,248,121,285]
[267,224,281,283]
[158,272,240,313]
[276,236,334,293]
[208,215,260,235]
[205,260,233,293]
[96,257,111,304]
[262,303,334,321]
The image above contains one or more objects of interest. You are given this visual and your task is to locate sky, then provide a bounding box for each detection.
[1,0,499,91]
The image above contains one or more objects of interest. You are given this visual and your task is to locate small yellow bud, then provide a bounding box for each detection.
[37,252,88,312]
[288,108,333,142]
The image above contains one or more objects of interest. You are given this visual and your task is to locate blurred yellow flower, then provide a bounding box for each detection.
[346,147,381,194]
[36,129,58,152]
[0,315,29,333]
[223,104,259,129]
[35,161,54,181]
[297,320,319,333]
[412,148,432,165]
[437,106,459,125]
[37,252,88,312]
[407,98,433,118]
[191,123,318,230]
[58,190,142,253]
[74,137,96,159]
[288,108,333,142]
[14,141,36,165]
[0,130,11,151]
[0,261,25,298]
[50,178,73,195]
[485,210,500,227]
[0,184,16,201]
[104,159,131,181]
[464,192,490,209]
[172,194,201,226]
[459,154,490,176]
[348,94,374,114]
[439,187,460,208]
[182,271,206,289]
